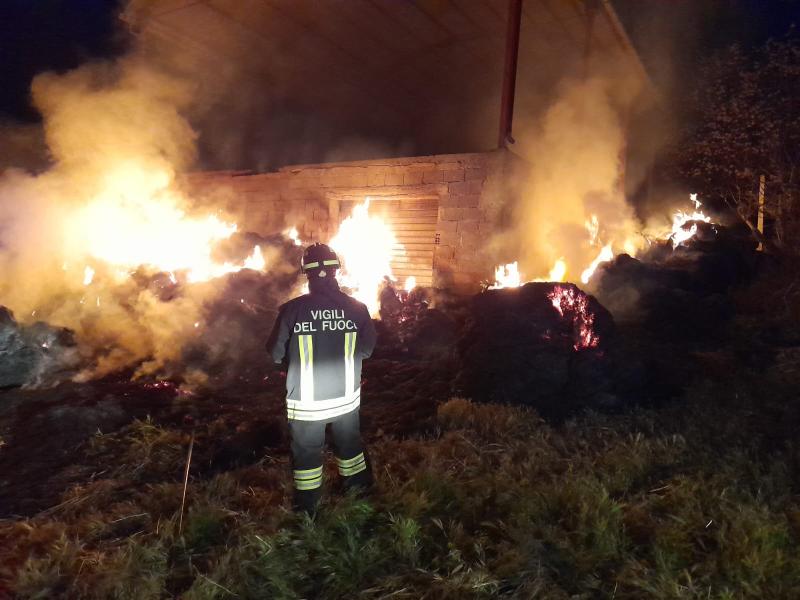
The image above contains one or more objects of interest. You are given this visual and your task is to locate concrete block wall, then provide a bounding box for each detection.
[185,149,526,292]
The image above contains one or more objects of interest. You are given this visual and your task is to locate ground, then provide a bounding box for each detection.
[0,262,799,599]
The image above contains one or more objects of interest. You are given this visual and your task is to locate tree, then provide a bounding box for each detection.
[675,34,800,252]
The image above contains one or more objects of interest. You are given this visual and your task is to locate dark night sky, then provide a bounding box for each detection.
[0,1,798,126]
[615,0,800,96]
[0,0,127,122]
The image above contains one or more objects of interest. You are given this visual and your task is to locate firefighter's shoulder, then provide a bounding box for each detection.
[336,290,370,314]
[278,294,308,315]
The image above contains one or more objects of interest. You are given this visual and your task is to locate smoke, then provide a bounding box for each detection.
[499,76,643,284]
[0,50,291,384]
[0,121,48,171]
[123,1,415,172]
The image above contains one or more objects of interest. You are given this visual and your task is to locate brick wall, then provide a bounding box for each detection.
[185,149,527,292]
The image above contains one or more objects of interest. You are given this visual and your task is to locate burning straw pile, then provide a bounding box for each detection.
[0,234,303,389]
[455,282,617,420]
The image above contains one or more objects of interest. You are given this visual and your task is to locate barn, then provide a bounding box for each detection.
[123,0,656,290]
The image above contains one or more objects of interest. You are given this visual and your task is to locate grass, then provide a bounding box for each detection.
[2,368,798,599]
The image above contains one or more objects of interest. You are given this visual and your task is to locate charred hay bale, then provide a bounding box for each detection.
[678,244,756,293]
[179,271,291,383]
[597,253,692,295]
[374,309,457,361]
[402,309,458,360]
[0,307,36,387]
[595,251,737,341]
[643,289,734,343]
[455,283,616,420]
[0,307,79,388]
[177,240,303,385]
[375,283,458,360]
[603,225,756,300]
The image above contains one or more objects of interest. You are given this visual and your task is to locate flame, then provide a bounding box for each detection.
[580,243,614,284]
[549,285,600,350]
[549,259,567,282]
[68,164,265,283]
[329,198,399,315]
[490,262,522,289]
[520,211,640,285]
[285,226,302,246]
[669,193,712,248]
[186,244,265,283]
[242,245,265,270]
[586,214,600,246]
[83,265,95,286]
[404,276,417,292]
[534,258,567,282]
[496,247,612,288]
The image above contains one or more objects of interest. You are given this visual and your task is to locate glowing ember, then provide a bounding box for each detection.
[329,198,399,315]
[404,276,417,292]
[548,285,600,350]
[670,193,712,248]
[490,262,522,289]
[580,243,614,284]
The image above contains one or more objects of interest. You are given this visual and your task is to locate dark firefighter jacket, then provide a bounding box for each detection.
[267,278,377,421]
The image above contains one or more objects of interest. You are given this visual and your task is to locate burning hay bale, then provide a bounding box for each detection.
[594,226,756,342]
[172,236,303,386]
[179,272,297,385]
[601,251,734,323]
[0,233,301,389]
[375,280,458,361]
[455,282,616,420]
[0,307,80,388]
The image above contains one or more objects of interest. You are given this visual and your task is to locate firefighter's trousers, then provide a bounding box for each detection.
[289,409,372,512]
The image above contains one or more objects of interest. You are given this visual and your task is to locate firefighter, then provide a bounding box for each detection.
[267,242,377,513]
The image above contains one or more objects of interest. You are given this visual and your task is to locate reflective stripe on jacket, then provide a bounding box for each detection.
[267,279,376,421]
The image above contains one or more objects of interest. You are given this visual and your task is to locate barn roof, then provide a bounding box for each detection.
[123,0,654,166]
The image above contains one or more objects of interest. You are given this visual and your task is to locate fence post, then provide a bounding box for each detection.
[757,174,766,251]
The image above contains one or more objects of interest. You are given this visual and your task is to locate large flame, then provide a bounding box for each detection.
[329,198,399,315]
[0,57,284,382]
[67,164,264,284]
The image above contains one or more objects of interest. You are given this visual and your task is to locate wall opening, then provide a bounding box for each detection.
[338,197,439,288]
